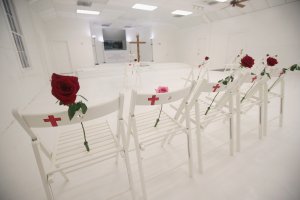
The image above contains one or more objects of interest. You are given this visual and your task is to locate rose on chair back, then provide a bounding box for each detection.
[51,73,90,151]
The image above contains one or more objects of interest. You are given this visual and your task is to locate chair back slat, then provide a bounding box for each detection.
[134,86,193,106]
[14,95,122,129]
[244,76,268,100]
[198,81,227,93]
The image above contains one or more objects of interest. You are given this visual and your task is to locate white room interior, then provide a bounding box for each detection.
[0,0,300,200]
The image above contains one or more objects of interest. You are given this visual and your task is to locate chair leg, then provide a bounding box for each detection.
[229,117,234,156]
[263,84,268,136]
[236,91,241,152]
[195,128,203,173]
[259,87,263,140]
[131,122,148,200]
[187,132,194,177]
[185,104,194,178]
[195,101,203,173]
[279,79,285,127]
[32,141,54,200]
[229,94,234,156]
[123,149,137,200]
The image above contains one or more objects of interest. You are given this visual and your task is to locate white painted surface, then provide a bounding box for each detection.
[43,18,94,70]
[177,1,300,68]
[51,40,72,73]
[1,63,300,200]
[0,0,48,133]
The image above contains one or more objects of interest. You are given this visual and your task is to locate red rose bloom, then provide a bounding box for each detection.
[205,56,209,61]
[267,57,278,67]
[240,55,255,68]
[51,73,80,105]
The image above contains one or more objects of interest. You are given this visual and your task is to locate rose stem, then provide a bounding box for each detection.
[241,82,255,103]
[154,105,163,127]
[268,77,280,92]
[205,92,219,115]
[81,122,90,152]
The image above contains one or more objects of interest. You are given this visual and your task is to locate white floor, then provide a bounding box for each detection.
[1,62,300,200]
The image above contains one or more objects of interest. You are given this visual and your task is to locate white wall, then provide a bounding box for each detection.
[43,17,94,71]
[0,0,48,133]
[152,24,179,63]
[177,1,300,68]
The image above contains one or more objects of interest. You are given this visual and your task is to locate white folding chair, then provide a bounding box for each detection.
[185,75,247,172]
[12,94,135,200]
[235,73,270,151]
[263,68,286,132]
[126,86,194,200]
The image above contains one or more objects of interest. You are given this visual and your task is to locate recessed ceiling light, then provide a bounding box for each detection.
[216,0,228,2]
[76,9,100,15]
[171,10,192,16]
[132,4,157,11]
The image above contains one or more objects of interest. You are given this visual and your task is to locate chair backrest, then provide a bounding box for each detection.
[12,94,124,140]
[187,73,248,111]
[129,86,193,115]
[241,74,269,101]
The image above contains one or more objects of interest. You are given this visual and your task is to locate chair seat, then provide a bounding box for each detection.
[52,121,120,174]
[240,95,261,113]
[135,109,185,149]
[190,100,230,128]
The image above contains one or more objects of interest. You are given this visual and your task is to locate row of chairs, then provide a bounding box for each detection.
[12,65,285,200]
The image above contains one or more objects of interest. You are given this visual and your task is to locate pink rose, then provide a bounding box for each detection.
[155,86,169,93]
[240,55,255,68]
[267,57,278,67]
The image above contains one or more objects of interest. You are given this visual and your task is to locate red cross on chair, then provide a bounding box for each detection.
[148,95,159,105]
[212,84,220,92]
[251,76,257,83]
[43,115,61,127]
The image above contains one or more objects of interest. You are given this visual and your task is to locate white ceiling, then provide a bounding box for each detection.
[29,0,299,28]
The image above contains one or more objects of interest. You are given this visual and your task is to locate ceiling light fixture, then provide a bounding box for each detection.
[171,10,192,16]
[76,9,100,15]
[132,4,157,11]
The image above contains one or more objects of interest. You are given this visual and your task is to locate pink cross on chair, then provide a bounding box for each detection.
[148,95,159,105]
[251,76,257,83]
[212,84,220,92]
[43,115,61,127]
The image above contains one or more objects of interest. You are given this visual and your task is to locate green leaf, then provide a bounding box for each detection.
[80,102,88,114]
[267,73,271,79]
[75,102,81,111]
[223,81,228,85]
[68,104,77,120]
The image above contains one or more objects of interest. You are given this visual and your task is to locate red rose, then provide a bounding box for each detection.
[240,55,255,68]
[267,57,278,67]
[205,56,209,61]
[51,73,80,105]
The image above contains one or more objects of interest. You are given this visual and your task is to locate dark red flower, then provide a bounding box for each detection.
[240,55,255,68]
[267,57,278,66]
[205,56,209,61]
[51,73,80,105]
